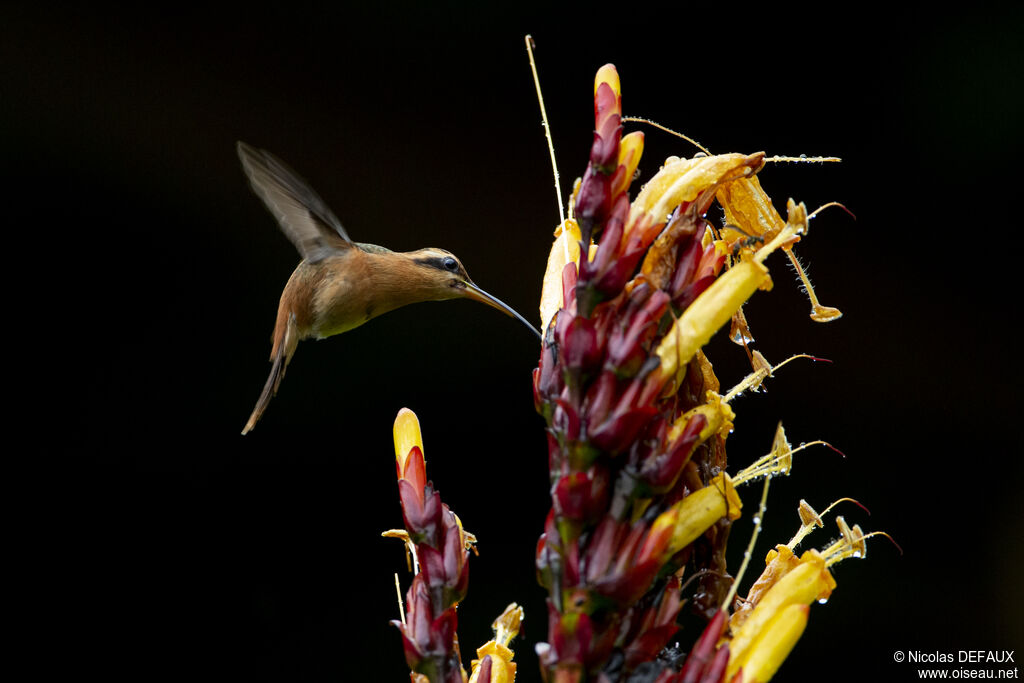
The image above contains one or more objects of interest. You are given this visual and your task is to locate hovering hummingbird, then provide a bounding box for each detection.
[237,142,540,435]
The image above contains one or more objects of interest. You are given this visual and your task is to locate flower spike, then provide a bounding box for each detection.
[388,409,475,683]
[526,62,876,683]
[382,58,881,683]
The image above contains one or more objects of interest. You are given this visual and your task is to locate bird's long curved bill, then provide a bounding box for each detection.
[463,281,542,340]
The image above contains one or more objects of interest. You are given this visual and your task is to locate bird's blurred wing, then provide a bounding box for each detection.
[237,141,352,263]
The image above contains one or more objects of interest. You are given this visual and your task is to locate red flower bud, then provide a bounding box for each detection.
[588,406,658,455]
[606,289,670,373]
[668,223,707,298]
[638,413,706,491]
[398,480,444,545]
[677,610,728,683]
[559,316,602,373]
[553,467,610,522]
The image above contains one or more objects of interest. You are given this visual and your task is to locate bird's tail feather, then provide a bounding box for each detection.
[242,311,297,435]
[241,348,287,435]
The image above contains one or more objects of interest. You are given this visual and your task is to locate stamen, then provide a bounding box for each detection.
[822,526,903,566]
[784,247,843,322]
[787,497,867,549]
[734,424,842,485]
[382,528,420,574]
[807,201,856,221]
[722,353,831,403]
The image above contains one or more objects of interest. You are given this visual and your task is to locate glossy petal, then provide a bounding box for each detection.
[394,408,424,471]
[665,474,742,559]
[732,604,808,683]
[629,153,764,232]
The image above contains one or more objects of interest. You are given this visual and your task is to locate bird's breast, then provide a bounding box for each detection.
[310,265,376,338]
[307,252,444,339]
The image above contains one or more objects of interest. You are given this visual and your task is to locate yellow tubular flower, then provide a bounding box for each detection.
[662,473,742,559]
[729,545,802,633]
[726,550,836,679]
[735,604,809,683]
[716,175,785,240]
[469,644,517,683]
[655,196,811,389]
[655,259,772,385]
[393,407,424,471]
[611,131,645,203]
[628,153,763,235]
[469,604,523,683]
[539,219,582,332]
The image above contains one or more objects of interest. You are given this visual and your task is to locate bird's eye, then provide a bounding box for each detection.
[443,257,459,272]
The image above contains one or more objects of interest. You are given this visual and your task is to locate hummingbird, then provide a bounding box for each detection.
[237,142,540,435]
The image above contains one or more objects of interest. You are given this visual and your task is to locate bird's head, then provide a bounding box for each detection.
[409,248,541,339]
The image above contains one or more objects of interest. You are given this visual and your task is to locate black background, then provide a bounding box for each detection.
[7,2,1022,681]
